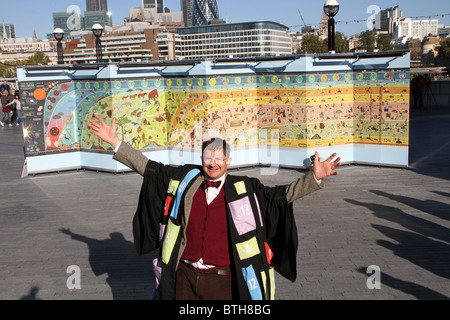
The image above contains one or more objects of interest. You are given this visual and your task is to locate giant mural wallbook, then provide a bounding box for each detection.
[17,54,410,173]
[20,71,409,153]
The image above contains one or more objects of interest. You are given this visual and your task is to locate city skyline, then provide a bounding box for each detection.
[1,0,449,39]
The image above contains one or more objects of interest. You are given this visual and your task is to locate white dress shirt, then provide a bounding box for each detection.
[204,174,227,205]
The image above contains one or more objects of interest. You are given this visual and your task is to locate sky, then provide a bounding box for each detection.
[1,0,450,39]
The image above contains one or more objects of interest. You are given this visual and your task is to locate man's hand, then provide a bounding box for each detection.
[313,152,341,180]
[88,115,121,149]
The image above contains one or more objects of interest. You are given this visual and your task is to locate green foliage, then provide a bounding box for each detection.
[0,63,17,78]
[0,52,51,78]
[335,33,349,53]
[437,38,450,68]
[376,34,394,52]
[25,52,51,65]
[299,32,348,54]
[359,30,376,52]
[300,34,328,53]
[422,50,436,67]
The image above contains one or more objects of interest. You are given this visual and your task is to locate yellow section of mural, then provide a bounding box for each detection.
[74,72,410,151]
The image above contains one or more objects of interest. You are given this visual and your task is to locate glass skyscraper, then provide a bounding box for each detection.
[181,0,194,27]
[192,0,219,26]
[86,0,108,12]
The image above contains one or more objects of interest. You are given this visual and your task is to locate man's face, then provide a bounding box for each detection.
[202,148,231,180]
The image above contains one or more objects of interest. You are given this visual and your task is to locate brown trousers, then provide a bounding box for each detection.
[175,262,233,300]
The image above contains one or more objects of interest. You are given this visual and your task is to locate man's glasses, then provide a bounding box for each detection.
[203,156,226,164]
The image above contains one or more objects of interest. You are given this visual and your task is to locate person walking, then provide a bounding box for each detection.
[1,90,12,127]
[0,80,11,96]
[5,93,21,126]
[88,115,341,300]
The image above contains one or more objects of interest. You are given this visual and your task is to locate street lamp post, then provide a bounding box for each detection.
[92,24,104,63]
[324,0,340,52]
[53,28,64,64]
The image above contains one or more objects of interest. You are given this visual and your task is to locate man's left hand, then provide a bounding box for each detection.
[313,152,341,180]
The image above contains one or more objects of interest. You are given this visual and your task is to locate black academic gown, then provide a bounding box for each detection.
[133,160,298,300]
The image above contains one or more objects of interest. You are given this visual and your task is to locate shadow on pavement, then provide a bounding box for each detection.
[59,228,157,300]
[357,267,448,300]
[346,196,450,300]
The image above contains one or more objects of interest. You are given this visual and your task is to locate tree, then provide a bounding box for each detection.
[437,38,450,70]
[376,34,394,52]
[300,34,327,54]
[25,52,51,65]
[0,62,17,78]
[422,50,435,67]
[335,32,349,53]
[359,30,376,52]
[437,38,450,59]
[0,52,51,78]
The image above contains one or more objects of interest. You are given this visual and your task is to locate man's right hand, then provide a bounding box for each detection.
[88,115,121,149]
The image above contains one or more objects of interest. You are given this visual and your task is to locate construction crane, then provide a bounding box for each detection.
[298,8,310,34]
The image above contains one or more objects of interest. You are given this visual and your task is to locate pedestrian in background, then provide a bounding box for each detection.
[0,80,11,96]
[1,90,12,127]
[5,93,21,126]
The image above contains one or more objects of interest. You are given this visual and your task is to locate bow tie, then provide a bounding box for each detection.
[204,180,221,189]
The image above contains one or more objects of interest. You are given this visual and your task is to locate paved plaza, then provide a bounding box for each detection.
[0,108,449,300]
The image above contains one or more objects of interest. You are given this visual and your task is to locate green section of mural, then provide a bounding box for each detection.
[19,70,409,156]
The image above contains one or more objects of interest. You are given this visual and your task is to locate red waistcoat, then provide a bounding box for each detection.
[181,185,230,267]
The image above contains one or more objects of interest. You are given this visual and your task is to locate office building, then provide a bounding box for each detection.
[177,21,292,59]
[181,0,194,27]
[192,0,219,26]
[394,18,439,41]
[373,6,440,42]
[301,25,316,35]
[0,38,51,53]
[63,25,176,64]
[374,6,403,35]
[0,37,57,64]
[53,12,84,35]
[290,33,303,54]
[86,0,108,12]
[51,9,112,40]
[143,0,165,13]
[438,25,450,38]
[84,10,113,29]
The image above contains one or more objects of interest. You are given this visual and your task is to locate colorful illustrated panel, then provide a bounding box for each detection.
[228,196,257,236]
[19,70,409,158]
[19,81,48,154]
